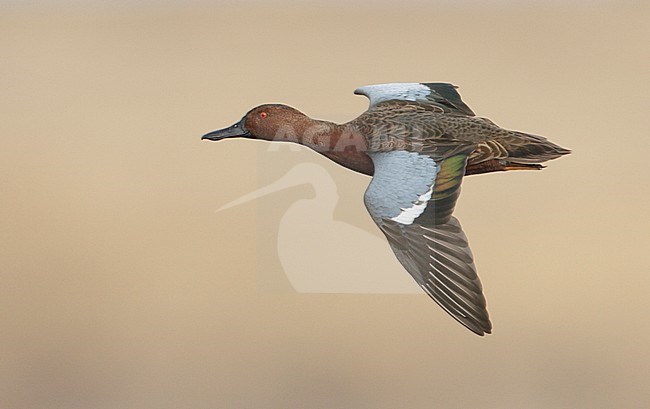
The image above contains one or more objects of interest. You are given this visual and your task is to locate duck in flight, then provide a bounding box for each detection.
[202,83,570,335]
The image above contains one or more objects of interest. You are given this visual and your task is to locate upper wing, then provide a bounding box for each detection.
[354,82,475,116]
[364,150,492,335]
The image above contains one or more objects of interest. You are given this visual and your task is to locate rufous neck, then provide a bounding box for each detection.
[281,118,366,153]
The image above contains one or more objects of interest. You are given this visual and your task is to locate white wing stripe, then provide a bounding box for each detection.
[389,185,434,225]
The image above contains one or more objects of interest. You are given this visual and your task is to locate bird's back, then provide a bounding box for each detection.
[351,102,570,173]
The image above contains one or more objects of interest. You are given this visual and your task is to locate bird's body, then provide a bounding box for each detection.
[203,82,570,335]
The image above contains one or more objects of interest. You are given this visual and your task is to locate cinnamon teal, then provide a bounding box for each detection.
[202,82,570,336]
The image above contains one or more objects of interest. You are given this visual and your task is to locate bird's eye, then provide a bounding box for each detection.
[260,112,268,119]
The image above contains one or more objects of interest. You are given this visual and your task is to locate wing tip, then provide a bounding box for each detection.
[420,282,492,337]
[471,323,493,336]
[461,317,493,336]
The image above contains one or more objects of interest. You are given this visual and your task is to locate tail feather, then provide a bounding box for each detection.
[466,129,569,176]
[503,131,571,164]
[465,159,543,176]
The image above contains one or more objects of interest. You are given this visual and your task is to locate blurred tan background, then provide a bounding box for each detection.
[1,1,649,408]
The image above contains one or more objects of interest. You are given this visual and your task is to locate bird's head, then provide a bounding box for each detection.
[202,104,308,143]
